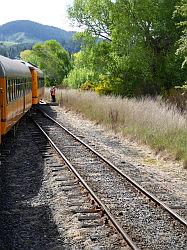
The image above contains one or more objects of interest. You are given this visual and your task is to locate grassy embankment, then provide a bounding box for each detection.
[45,88,187,167]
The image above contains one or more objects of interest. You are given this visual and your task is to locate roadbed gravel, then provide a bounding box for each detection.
[45,105,187,209]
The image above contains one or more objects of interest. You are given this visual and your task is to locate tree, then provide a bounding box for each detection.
[64,32,114,89]
[110,0,186,94]
[20,40,71,85]
[68,0,113,41]
[68,0,187,96]
[176,1,187,68]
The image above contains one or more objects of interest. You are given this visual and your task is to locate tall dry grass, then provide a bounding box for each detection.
[46,88,187,163]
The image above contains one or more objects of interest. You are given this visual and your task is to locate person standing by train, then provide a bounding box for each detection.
[50,86,56,102]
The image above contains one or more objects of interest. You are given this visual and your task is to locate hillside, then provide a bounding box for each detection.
[0,20,80,58]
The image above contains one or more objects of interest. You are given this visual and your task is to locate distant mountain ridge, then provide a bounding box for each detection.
[0,20,80,58]
[0,20,75,43]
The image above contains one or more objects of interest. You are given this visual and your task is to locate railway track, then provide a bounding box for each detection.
[0,116,128,249]
[31,107,187,250]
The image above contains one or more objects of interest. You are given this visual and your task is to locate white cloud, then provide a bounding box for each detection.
[0,0,76,31]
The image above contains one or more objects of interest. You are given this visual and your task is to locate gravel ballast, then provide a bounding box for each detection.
[44,106,187,203]
[44,105,187,217]
[39,105,187,249]
[1,104,186,249]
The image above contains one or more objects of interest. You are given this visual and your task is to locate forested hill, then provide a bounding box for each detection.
[0,20,79,58]
[0,20,75,43]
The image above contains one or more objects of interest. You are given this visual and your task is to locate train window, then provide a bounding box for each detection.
[6,79,8,102]
[25,78,32,94]
[6,76,33,103]
[15,79,17,99]
[14,80,16,99]
[10,80,12,101]
[21,81,24,97]
[26,82,29,94]
[19,79,21,97]
[17,79,20,98]
[13,79,16,100]
[39,78,44,88]
[7,79,10,102]
[10,79,13,101]
[10,79,13,102]
[18,79,20,98]
[26,79,29,94]
[26,81,28,94]
[25,79,27,94]
[15,80,17,98]
[23,80,25,94]
[11,79,14,101]
[7,78,14,102]
[7,79,11,102]
[15,79,17,98]
[11,79,13,101]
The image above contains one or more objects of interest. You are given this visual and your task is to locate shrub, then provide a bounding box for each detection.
[80,80,95,91]
[164,85,187,112]
[64,68,96,89]
[94,75,113,95]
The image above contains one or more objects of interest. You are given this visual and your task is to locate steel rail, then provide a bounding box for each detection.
[31,118,139,250]
[38,108,187,228]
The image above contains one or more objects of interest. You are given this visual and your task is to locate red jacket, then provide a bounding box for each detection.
[50,88,56,96]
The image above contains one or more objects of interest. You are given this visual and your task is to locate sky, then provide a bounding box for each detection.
[0,0,77,31]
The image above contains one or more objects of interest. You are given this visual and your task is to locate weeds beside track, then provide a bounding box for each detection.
[45,88,187,164]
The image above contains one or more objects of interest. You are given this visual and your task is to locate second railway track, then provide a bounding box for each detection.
[31,107,187,250]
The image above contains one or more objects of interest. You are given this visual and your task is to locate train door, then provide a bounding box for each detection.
[30,69,38,105]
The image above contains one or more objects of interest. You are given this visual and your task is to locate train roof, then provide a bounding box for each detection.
[0,55,31,78]
[14,60,44,78]
[26,62,44,78]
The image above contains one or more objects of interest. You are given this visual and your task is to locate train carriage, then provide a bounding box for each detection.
[26,63,44,104]
[0,55,44,144]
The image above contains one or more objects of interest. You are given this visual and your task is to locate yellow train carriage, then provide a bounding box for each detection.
[27,63,44,104]
[0,56,32,143]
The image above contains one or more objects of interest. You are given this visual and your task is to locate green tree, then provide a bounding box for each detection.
[176,1,187,68]
[20,49,38,64]
[68,0,187,96]
[111,0,186,95]
[68,0,112,41]
[20,40,71,85]
[64,32,113,89]
[64,49,97,88]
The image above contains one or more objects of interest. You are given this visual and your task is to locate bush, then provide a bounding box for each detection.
[80,80,95,90]
[64,68,96,89]
[94,75,113,95]
[95,83,113,95]
[164,85,187,112]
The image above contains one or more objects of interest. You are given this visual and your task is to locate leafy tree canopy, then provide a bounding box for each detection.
[110,0,186,94]
[175,1,187,68]
[68,0,113,41]
[20,40,71,85]
[68,0,187,96]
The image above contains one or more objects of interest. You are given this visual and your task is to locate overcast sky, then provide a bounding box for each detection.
[0,0,77,31]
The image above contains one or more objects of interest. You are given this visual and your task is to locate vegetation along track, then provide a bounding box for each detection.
[32,107,187,250]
